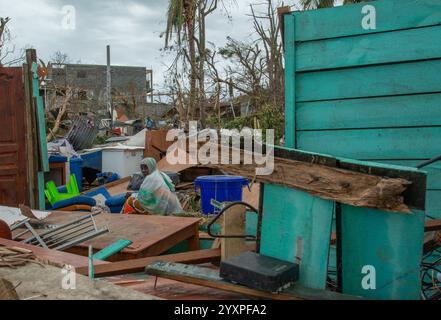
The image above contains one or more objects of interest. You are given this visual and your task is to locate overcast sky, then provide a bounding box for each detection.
[1,0,304,90]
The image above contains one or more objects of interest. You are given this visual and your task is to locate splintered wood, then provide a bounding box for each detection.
[194,143,413,213]
[211,157,411,213]
[0,279,19,300]
[0,247,43,269]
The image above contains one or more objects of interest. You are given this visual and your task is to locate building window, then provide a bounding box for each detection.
[77,70,87,78]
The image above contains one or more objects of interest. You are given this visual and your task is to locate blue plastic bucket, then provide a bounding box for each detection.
[194,176,249,215]
[69,157,84,192]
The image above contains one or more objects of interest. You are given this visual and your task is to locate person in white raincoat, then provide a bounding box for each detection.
[127,158,183,215]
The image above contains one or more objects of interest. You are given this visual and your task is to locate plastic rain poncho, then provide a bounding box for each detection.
[136,158,183,215]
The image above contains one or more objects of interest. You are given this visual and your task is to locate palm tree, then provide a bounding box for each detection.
[165,0,197,122]
[300,0,371,10]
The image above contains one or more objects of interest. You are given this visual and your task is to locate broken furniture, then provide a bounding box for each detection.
[45,174,81,206]
[92,239,133,261]
[19,211,200,261]
[46,155,68,186]
[83,187,126,214]
[11,213,109,251]
[0,220,12,240]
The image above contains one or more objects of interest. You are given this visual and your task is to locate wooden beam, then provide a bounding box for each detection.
[145,262,362,300]
[424,219,441,232]
[209,156,413,213]
[76,248,221,278]
[172,140,426,212]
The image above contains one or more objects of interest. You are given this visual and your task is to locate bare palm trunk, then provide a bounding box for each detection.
[184,0,197,122]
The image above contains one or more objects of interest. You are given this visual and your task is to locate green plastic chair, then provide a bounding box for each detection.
[45,174,81,206]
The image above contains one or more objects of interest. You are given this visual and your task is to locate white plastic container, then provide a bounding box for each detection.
[102,146,145,178]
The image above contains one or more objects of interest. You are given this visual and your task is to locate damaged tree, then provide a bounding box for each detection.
[0,17,25,67]
[46,86,73,142]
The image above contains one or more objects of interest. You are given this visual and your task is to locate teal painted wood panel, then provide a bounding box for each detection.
[297,59,441,102]
[297,24,441,72]
[297,127,441,160]
[31,63,49,210]
[426,190,441,219]
[297,94,441,131]
[341,206,425,300]
[284,14,296,148]
[293,0,441,42]
[260,184,334,290]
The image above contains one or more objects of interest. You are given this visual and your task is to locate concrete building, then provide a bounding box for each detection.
[46,63,153,119]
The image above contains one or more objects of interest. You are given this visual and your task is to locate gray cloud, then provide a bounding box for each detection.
[1,0,299,89]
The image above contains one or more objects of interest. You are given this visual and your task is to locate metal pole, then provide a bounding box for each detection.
[150,68,154,104]
[107,45,113,130]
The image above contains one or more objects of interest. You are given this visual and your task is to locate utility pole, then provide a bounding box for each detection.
[106,45,113,130]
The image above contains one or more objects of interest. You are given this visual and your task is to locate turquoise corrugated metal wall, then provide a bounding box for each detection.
[282,0,438,299]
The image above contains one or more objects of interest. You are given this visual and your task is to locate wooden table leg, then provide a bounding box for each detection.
[187,223,200,251]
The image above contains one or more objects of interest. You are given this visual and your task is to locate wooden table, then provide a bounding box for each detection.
[23,212,200,262]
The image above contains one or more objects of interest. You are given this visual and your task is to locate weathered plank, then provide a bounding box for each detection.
[221,205,247,261]
[296,94,441,131]
[293,0,441,42]
[76,248,221,278]
[340,207,425,300]
[285,13,296,148]
[212,157,412,213]
[298,127,441,160]
[145,262,362,300]
[297,59,441,102]
[0,238,107,269]
[296,25,441,72]
[260,185,334,289]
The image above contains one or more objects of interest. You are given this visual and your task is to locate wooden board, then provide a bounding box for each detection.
[297,59,441,102]
[0,238,107,269]
[14,212,200,262]
[297,127,441,160]
[76,248,221,278]
[212,156,413,213]
[340,207,425,300]
[221,205,247,261]
[260,185,334,290]
[110,274,246,300]
[293,0,441,42]
[145,262,361,300]
[297,93,441,131]
[296,24,441,72]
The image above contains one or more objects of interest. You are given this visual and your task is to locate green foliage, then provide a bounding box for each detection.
[211,103,285,144]
[165,0,185,47]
